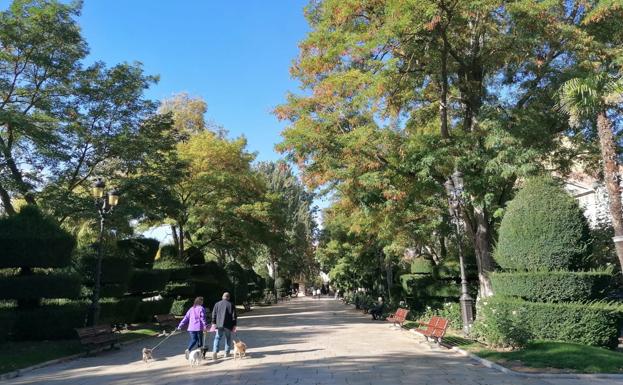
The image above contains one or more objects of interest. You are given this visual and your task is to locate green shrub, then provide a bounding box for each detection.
[491,270,612,302]
[170,299,193,316]
[494,177,591,271]
[99,283,128,298]
[11,302,88,340]
[192,279,225,309]
[420,301,462,331]
[0,304,17,342]
[0,272,81,300]
[163,282,196,298]
[473,296,623,349]
[0,206,75,268]
[225,261,249,303]
[127,269,170,295]
[117,238,160,269]
[134,298,174,322]
[79,254,133,284]
[410,258,434,274]
[99,297,140,324]
[184,246,205,265]
[159,244,178,260]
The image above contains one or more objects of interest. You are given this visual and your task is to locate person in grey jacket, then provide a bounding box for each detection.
[211,292,237,359]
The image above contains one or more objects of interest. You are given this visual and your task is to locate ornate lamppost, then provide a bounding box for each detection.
[444,171,474,335]
[87,178,120,326]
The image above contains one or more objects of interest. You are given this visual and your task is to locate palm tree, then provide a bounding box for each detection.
[558,71,623,271]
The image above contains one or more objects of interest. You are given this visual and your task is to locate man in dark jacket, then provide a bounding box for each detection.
[211,292,237,359]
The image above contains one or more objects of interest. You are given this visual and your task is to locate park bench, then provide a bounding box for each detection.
[75,325,119,353]
[414,316,449,344]
[154,314,178,333]
[386,308,410,328]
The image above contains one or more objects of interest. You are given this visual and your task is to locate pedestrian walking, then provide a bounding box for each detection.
[176,296,208,360]
[211,292,237,359]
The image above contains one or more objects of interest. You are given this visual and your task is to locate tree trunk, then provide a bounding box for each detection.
[178,222,185,261]
[462,205,495,298]
[170,224,179,249]
[0,183,16,215]
[596,112,623,272]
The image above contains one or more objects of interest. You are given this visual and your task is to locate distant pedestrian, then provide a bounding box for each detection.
[177,297,208,360]
[211,292,237,359]
[370,297,384,320]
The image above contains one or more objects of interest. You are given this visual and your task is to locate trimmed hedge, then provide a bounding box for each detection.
[170,299,193,316]
[473,296,623,348]
[0,206,76,268]
[117,238,160,269]
[491,270,612,303]
[134,298,174,322]
[0,273,81,300]
[10,302,88,340]
[184,246,205,265]
[163,282,196,298]
[128,269,170,295]
[494,177,591,271]
[99,297,140,324]
[80,255,133,284]
[99,284,128,298]
[0,304,17,342]
[410,258,434,274]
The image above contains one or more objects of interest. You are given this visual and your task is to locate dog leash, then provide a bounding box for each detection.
[150,330,179,351]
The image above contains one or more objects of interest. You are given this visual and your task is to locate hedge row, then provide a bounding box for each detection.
[490,270,612,303]
[80,255,133,284]
[128,269,170,295]
[163,282,196,298]
[117,238,160,269]
[0,302,88,340]
[473,296,623,348]
[170,299,193,316]
[0,273,81,300]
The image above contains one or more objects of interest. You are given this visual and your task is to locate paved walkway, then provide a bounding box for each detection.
[2,298,621,385]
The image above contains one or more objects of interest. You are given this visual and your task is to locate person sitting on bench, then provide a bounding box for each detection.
[370,297,385,320]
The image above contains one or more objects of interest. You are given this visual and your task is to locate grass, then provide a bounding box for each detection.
[0,325,161,374]
[473,341,623,374]
[440,333,623,374]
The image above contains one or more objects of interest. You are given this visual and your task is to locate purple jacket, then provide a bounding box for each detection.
[178,305,207,332]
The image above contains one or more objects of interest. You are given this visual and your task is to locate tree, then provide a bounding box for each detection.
[276,0,612,298]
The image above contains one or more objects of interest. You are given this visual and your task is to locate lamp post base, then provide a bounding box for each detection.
[460,294,474,336]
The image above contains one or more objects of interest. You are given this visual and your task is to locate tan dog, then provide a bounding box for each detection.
[233,340,247,359]
[142,348,153,363]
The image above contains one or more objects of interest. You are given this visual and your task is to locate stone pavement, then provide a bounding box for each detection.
[2,297,621,385]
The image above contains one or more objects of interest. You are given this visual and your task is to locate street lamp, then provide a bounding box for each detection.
[87,178,120,326]
[444,170,474,335]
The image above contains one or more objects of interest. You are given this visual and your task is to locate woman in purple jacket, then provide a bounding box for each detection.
[177,296,207,359]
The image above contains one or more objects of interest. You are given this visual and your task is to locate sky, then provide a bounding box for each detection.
[77,0,310,162]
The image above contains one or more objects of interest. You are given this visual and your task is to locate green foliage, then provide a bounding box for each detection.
[170,299,193,316]
[225,261,249,303]
[0,273,81,300]
[117,238,159,269]
[494,177,591,271]
[79,254,133,285]
[184,246,204,265]
[158,245,179,261]
[0,206,75,268]
[491,270,612,303]
[410,258,434,274]
[473,296,623,349]
[10,303,88,340]
[163,283,196,299]
[127,269,170,295]
[420,302,462,331]
[99,297,140,324]
[133,298,174,323]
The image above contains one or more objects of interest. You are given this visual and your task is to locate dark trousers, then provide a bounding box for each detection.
[187,331,203,351]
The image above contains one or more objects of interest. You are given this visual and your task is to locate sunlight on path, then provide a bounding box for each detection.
[1,298,619,385]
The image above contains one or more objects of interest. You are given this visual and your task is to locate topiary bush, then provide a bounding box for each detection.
[490,270,612,303]
[134,298,174,322]
[0,206,75,268]
[473,296,623,348]
[0,273,81,300]
[163,282,196,298]
[12,302,88,340]
[494,177,591,271]
[117,238,160,269]
[410,257,434,274]
[99,297,141,324]
[170,299,193,316]
[184,246,205,265]
[127,269,170,295]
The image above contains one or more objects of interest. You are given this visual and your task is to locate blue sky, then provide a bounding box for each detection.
[78,0,310,162]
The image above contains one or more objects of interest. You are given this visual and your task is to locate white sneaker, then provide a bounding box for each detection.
[212,352,217,360]
[185,349,190,360]
[225,351,231,358]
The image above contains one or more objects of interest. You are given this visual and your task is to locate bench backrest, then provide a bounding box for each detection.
[395,308,409,321]
[75,325,113,339]
[432,317,449,339]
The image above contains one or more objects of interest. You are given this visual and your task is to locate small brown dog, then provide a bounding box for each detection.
[142,348,153,363]
[233,340,247,359]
